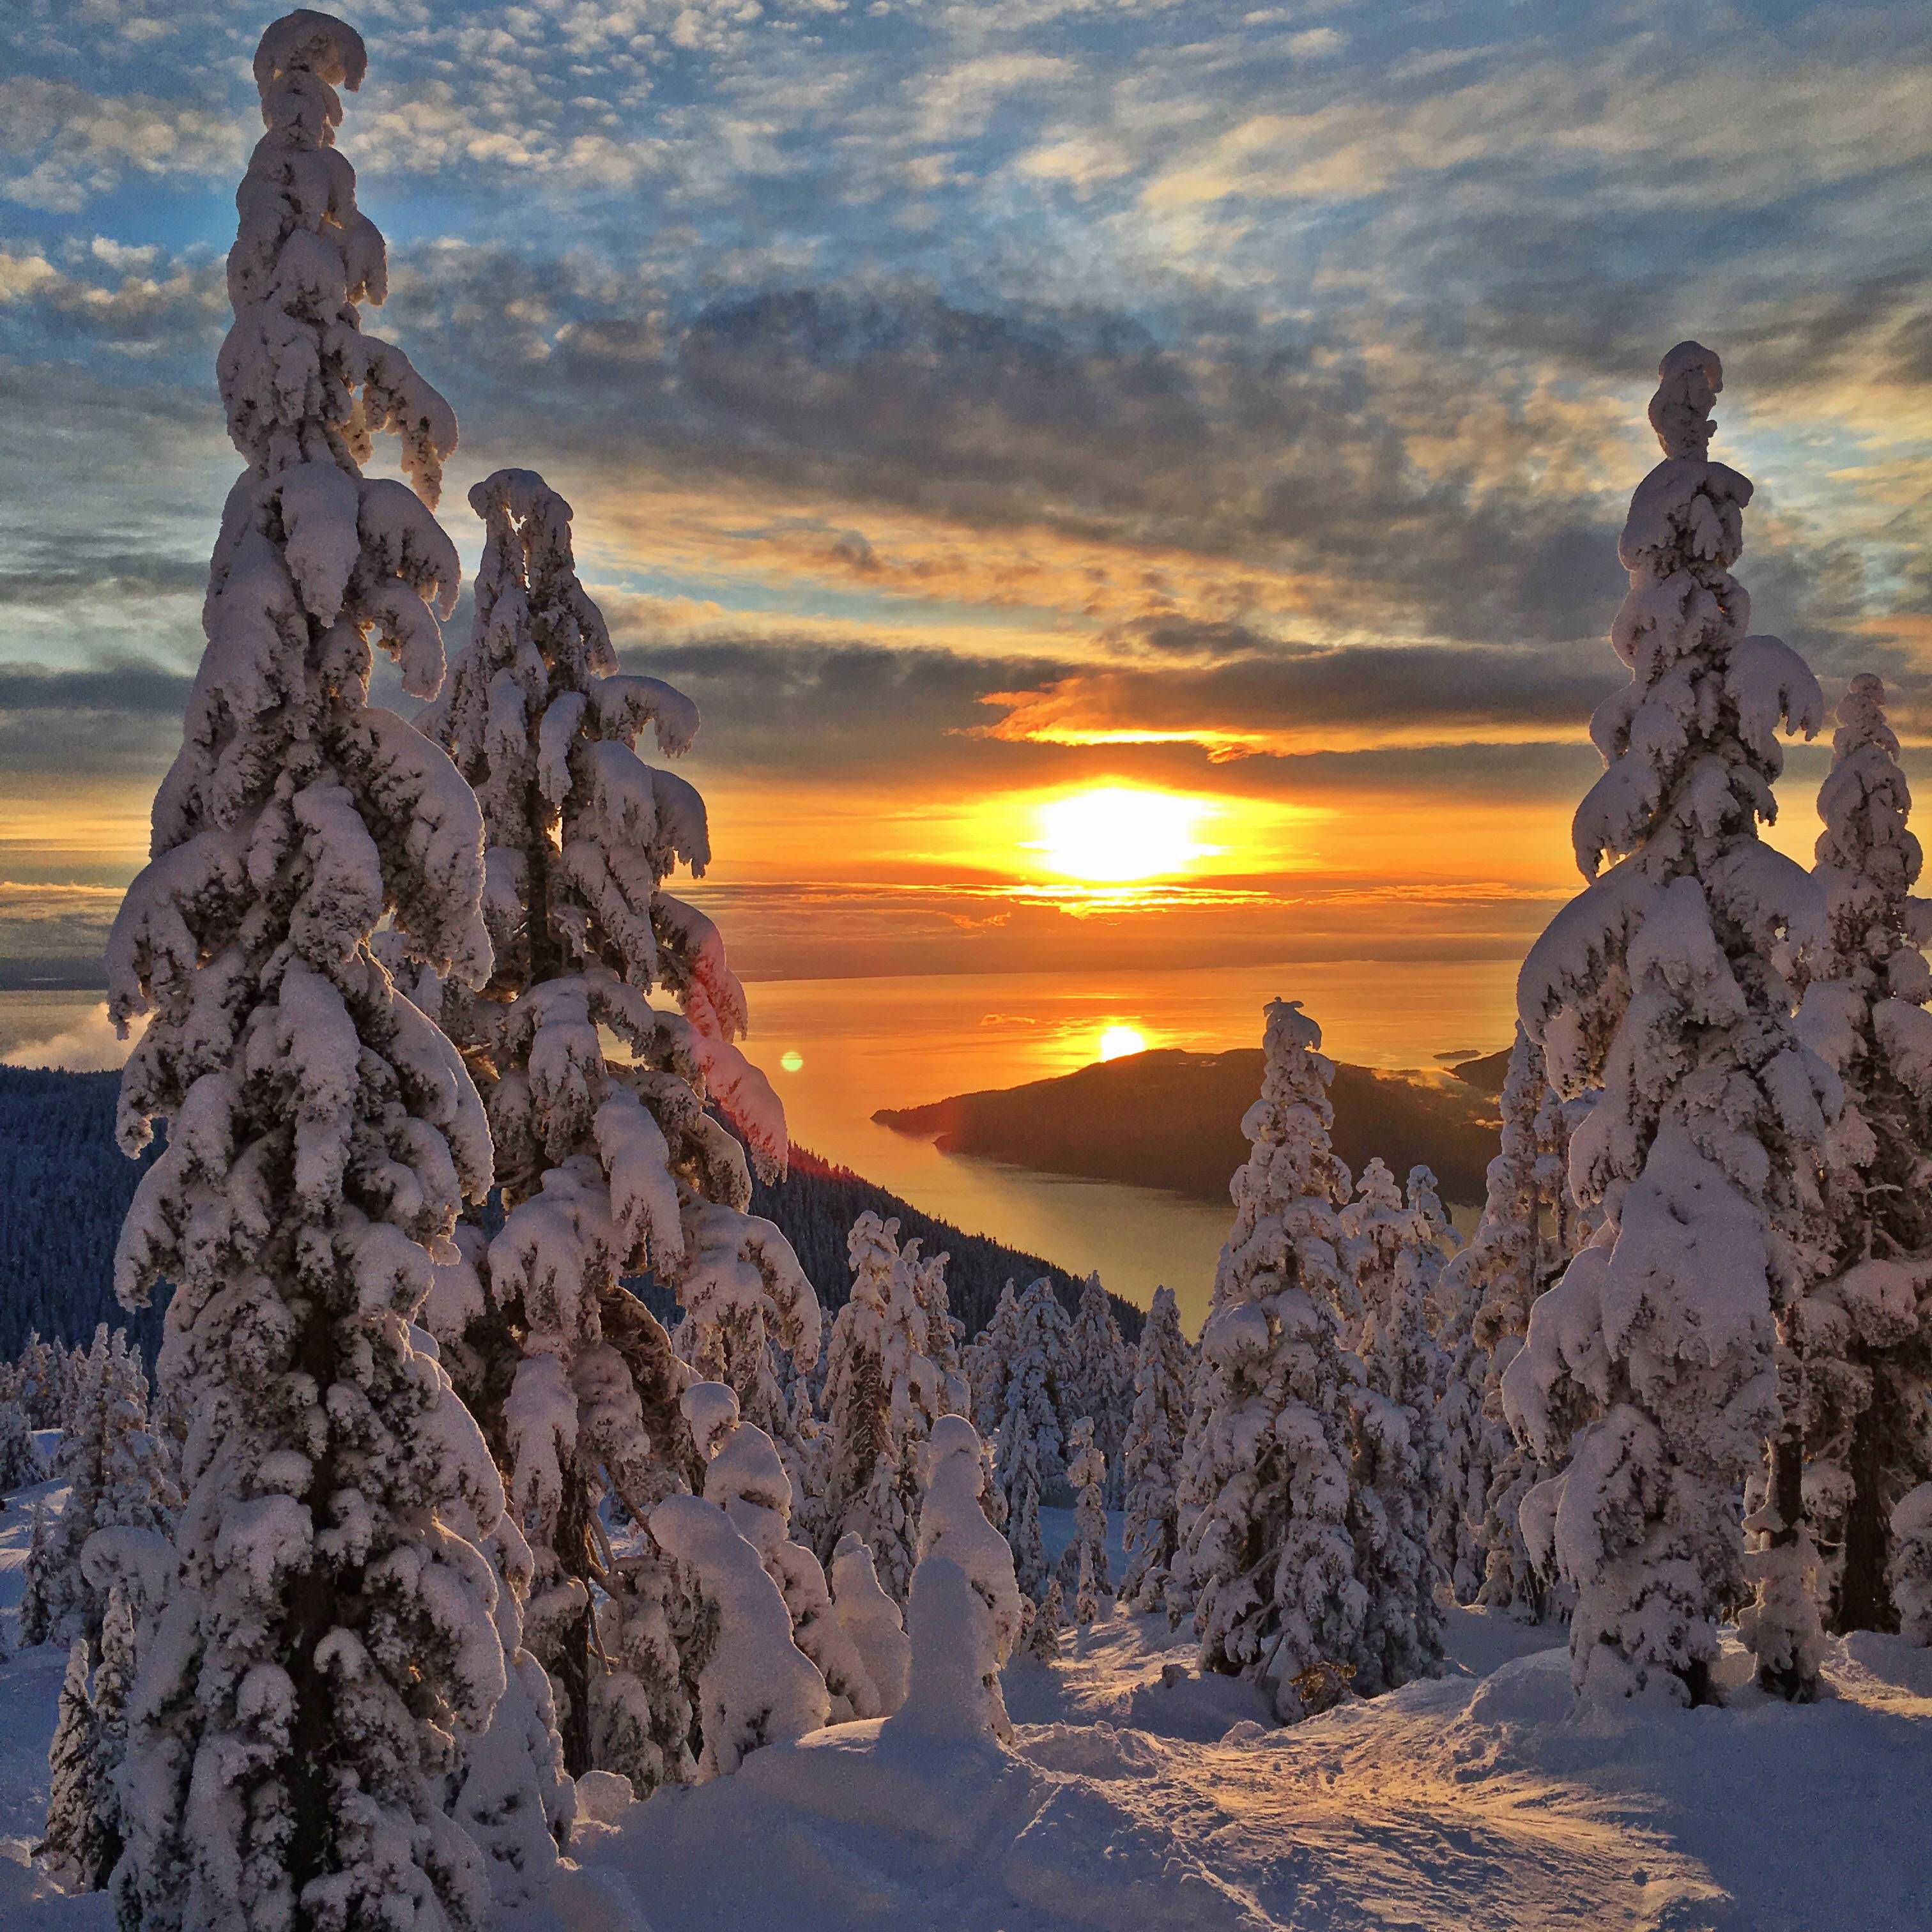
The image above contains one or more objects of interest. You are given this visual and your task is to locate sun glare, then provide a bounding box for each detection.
[1097,1023,1147,1061]
[1030,786,1213,883]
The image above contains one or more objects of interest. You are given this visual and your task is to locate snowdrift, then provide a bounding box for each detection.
[543,1612,1932,1932]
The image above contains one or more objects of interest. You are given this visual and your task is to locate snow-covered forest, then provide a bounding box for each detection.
[1,12,1929,1931]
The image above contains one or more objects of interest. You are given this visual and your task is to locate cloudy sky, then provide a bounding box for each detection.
[3,0,1929,983]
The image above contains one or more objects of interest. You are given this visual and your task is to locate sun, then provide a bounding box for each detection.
[1029,786,1213,883]
[1097,1023,1147,1061]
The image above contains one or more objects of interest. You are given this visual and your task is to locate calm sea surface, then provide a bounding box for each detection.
[0,958,1517,1330]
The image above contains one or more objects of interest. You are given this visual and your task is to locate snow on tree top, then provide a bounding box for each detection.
[1649,341,1722,459]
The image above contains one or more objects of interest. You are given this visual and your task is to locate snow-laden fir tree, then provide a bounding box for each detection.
[1338,1158,1407,1354]
[10,1333,64,1429]
[696,1382,877,1721]
[1349,1176,1448,1694]
[647,1488,829,1779]
[91,1589,136,1876]
[830,1531,910,1716]
[28,1326,177,1648]
[1170,1000,1367,1719]
[1066,1272,1132,1505]
[817,1213,948,1597]
[993,1278,1066,1601]
[0,1396,39,1493]
[965,1280,1023,1439]
[1505,342,1834,1706]
[896,1414,1027,1746]
[1027,1578,1065,1661]
[1059,1416,1109,1622]
[1119,1284,1192,1611]
[43,1637,114,1894]
[1789,674,1932,1634]
[915,1414,1027,1669]
[889,1554,1013,1746]
[418,463,816,1770]
[1893,1485,1932,1643]
[19,1499,54,1648]
[1450,1027,1581,1620]
[102,18,521,1924]
[908,1240,969,1420]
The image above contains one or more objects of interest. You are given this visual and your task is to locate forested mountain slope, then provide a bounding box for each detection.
[0,1068,1126,1359]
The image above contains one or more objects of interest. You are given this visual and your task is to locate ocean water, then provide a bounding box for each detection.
[0,957,1517,1328]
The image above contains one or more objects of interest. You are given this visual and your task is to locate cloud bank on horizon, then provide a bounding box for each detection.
[2,0,1929,977]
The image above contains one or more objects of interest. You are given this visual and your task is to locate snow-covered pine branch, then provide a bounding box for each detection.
[100,18,514,1924]
[1507,342,1834,1706]
[1789,673,1932,1637]
[1171,1000,1367,1721]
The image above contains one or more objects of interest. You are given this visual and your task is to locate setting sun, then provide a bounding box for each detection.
[1097,1023,1148,1061]
[1029,787,1215,883]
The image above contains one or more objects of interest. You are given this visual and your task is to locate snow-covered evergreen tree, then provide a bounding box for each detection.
[1059,1416,1109,1622]
[889,1554,1013,1745]
[0,1396,39,1493]
[102,19,519,1924]
[908,1240,969,1420]
[13,1333,63,1429]
[696,1382,875,1721]
[1349,1179,1448,1694]
[1027,1578,1065,1661]
[1067,1273,1132,1505]
[418,463,816,1768]
[1790,674,1932,1634]
[1171,1000,1366,1719]
[831,1532,910,1716]
[1506,342,1834,1706]
[31,1327,177,1647]
[42,1637,115,1894]
[89,1588,135,1879]
[1453,1028,1578,1620]
[19,1498,54,1648]
[1892,1482,1932,1643]
[1338,1158,1406,1353]
[647,1491,829,1779]
[1119,1284,1192,1612]
[993,1278,1065,1602]
[917,1414,1027,1665]
[965,1280,1023,1439]
[816,1213,947,1597]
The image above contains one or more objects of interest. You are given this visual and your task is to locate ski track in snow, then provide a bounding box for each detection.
[4,1485,1931,1931]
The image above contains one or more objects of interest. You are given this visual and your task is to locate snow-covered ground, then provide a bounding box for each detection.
[4,1482,1930,1931]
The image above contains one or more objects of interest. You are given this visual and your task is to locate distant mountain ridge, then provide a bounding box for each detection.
[875,1046,1504,1206]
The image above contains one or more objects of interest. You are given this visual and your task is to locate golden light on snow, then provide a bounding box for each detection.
[1096,1023,1148,1061]
[1027,786,1216,883]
